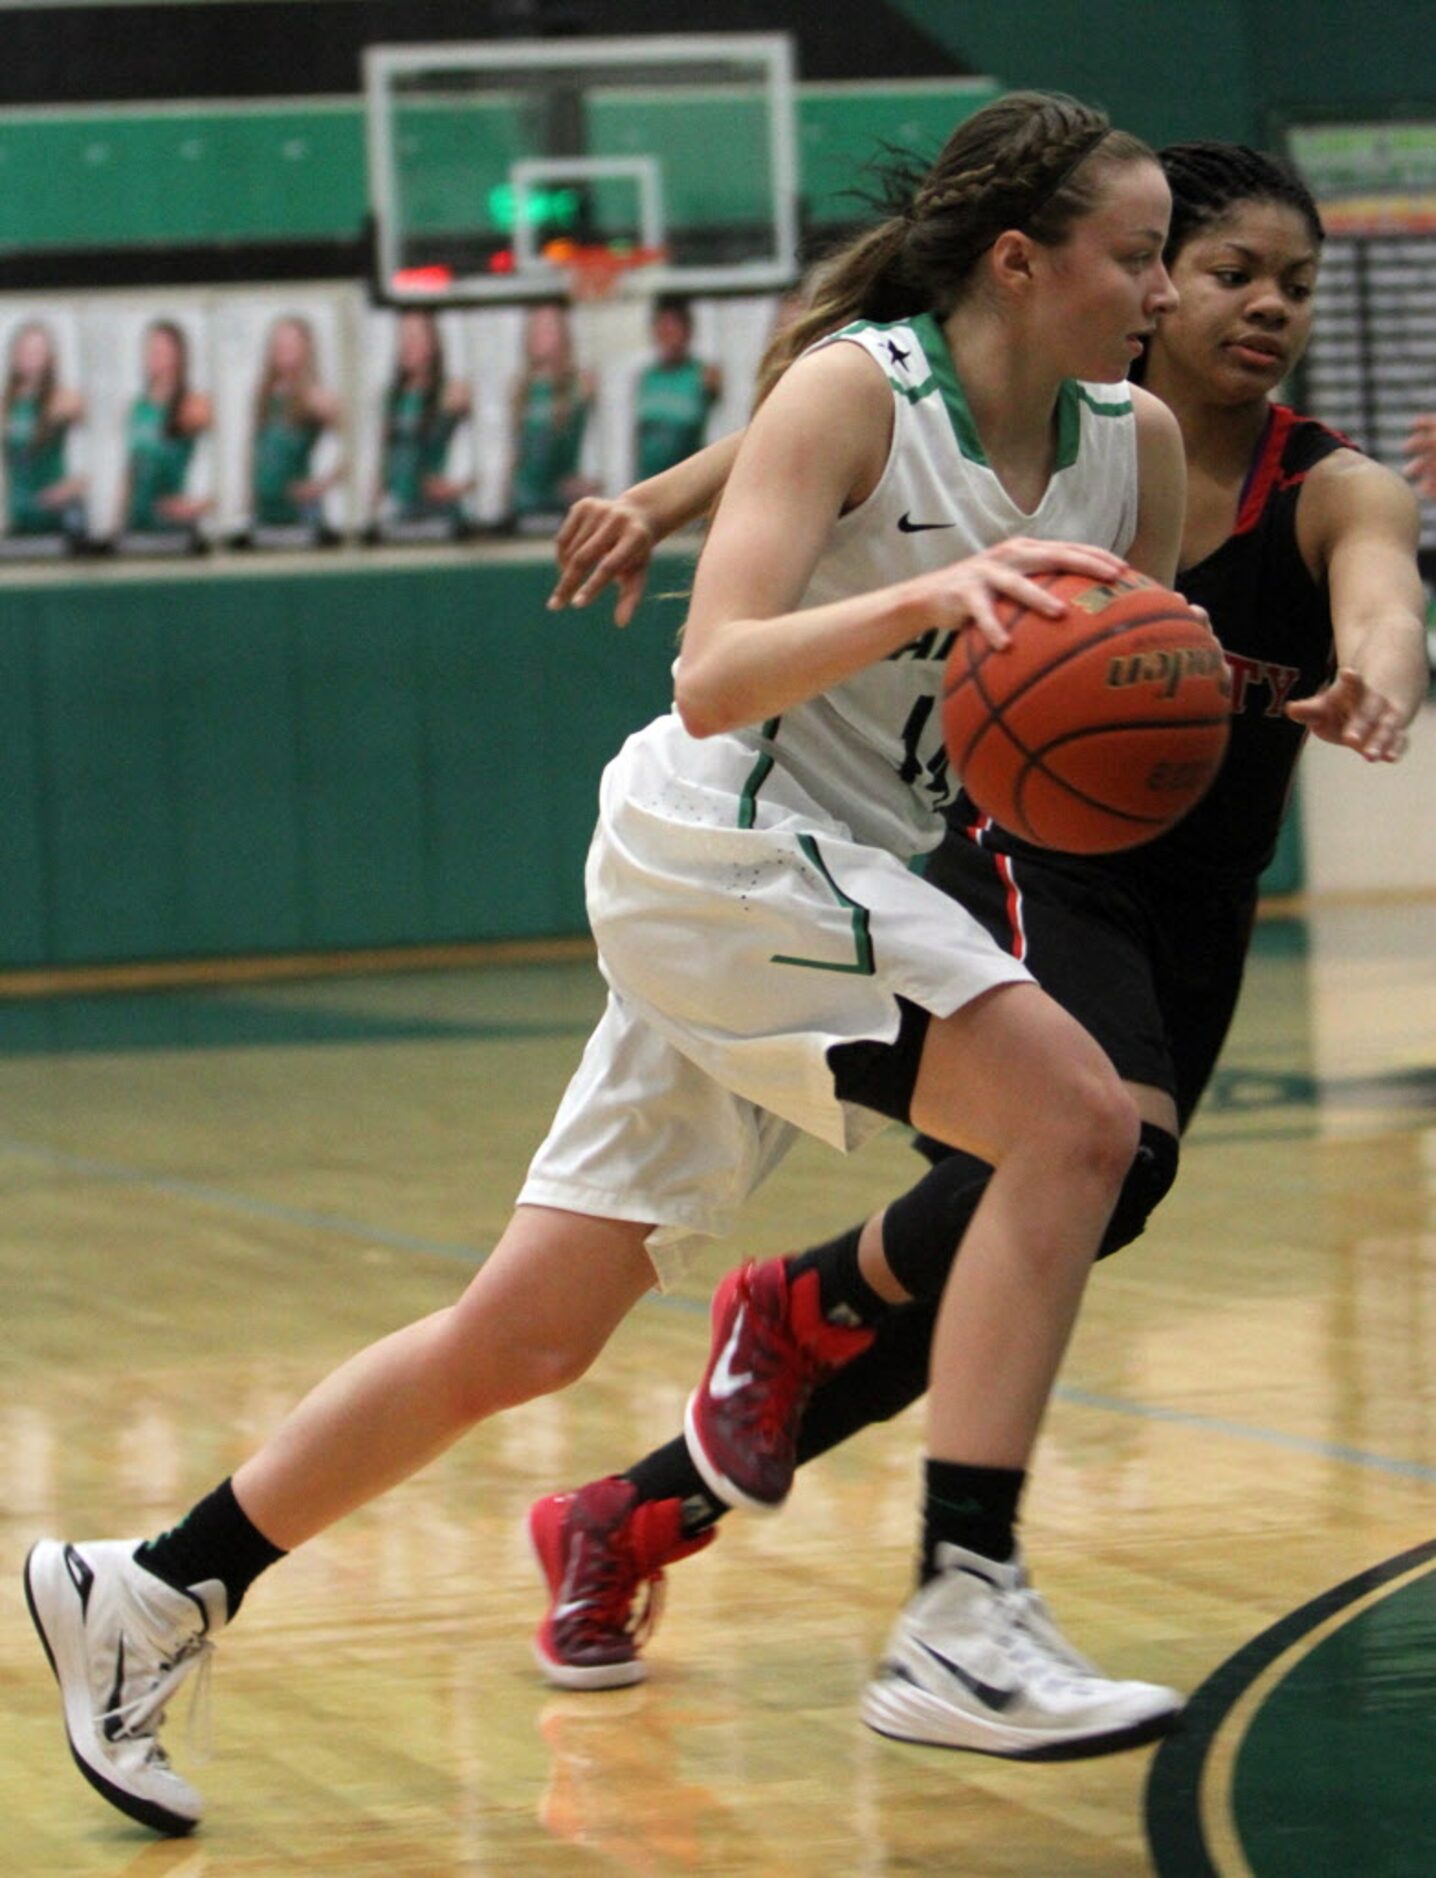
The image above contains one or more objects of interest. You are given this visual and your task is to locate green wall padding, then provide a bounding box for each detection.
[0,555,685,967]
[0,83,1002,252]
[0,106,368,250]
[0,546,1304,969]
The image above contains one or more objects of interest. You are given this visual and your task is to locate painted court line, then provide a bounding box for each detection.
[0,1133,490,1267]
[1056,1384,1436,1486]
[6,1129,1436,1490]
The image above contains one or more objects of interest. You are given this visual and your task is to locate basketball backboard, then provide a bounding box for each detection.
[364,34,799,304]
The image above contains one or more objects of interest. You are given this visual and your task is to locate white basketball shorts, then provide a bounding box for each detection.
[519,715,1031,1283]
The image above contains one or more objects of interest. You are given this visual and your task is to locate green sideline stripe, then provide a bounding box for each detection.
[1144,1537,1436,1877]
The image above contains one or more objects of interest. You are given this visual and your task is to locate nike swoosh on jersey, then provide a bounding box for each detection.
[708,1308,755,1399]
[914,1636,1019,1712]
[897,512,957,533]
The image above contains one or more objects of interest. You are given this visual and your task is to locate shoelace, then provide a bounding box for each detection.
[560,1530,664,1649]
[629,1573,666,1648]
[109,1632,215,1766]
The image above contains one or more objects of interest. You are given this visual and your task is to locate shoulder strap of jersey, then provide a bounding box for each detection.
[1233,404,1355,538]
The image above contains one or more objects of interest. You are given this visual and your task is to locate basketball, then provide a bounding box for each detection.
[942,565,1232,853]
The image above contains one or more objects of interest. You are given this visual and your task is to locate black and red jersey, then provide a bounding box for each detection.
[1156,403,1349,881]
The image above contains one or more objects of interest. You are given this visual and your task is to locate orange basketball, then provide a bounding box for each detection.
[942,565,1231,853]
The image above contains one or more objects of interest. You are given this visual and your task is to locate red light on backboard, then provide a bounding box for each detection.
[390,265,453,292]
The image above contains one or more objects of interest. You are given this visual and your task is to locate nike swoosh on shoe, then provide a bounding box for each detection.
[554,1598,597,1622]
[914,1637,1019,1712]
[708,1309,755,1399]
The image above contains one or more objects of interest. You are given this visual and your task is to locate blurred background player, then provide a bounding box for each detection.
[2,320,87,546]
[373,308,472,537]
[1403,409,1436,498]
[530,139,1428,1694]
[248,314,342,541]
[508,299,598,533]
[114,319,211,544]
[633,294,722,484]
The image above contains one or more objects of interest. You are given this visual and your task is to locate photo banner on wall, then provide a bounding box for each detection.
[83,300,216,558]
[212,290,354,550]
[0,306,89,560]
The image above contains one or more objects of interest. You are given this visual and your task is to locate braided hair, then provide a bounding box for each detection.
[754,91,1153,405]
[1160,142,1324,264]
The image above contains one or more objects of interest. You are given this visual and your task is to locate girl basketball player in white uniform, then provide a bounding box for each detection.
[27,92,1187,1835]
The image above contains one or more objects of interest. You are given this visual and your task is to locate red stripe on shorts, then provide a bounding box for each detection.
[994,851,1027,961]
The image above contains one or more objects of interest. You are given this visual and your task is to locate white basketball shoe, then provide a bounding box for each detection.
[861,1541,1182,1758]
[24,1537,227,1835]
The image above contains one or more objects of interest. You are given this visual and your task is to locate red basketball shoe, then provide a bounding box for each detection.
[529,1477,715,1690]
[683,1258,875,1512]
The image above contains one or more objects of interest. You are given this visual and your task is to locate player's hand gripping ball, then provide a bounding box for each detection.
[942,563,1231,853]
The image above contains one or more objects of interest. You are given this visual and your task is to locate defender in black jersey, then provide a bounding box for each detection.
[930,404,1359,1127]
[530,142,1429,1688]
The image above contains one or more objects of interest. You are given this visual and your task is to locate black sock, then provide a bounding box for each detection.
[921,1459,1026,1580]
[624,1438,726,1535]
[136,1477,286,1619]
[786,1224,889,1329]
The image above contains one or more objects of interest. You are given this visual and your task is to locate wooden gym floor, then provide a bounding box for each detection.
[3,894,1435,1876]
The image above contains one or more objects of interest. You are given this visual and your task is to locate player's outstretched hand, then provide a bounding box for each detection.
[1402,414,1436,500]
[549,496,656,627]
[1285,666,1411,762]
[923,537,1129,650]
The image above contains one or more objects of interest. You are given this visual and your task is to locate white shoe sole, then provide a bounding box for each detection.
[529,1636,647,1692]
[682,1391,786,1515]
[24,1540,201,1836]
[861,1672,1182,1761]
[525,1510,649,1693]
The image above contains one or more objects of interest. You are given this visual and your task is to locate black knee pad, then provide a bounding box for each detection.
[887,1121,1179,1295]
[1096,1121,1179,1260]
[881,1147,994,1302]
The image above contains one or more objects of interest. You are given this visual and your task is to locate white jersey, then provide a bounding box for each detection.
[522,312,1140,1276]
[740,313,1140,855]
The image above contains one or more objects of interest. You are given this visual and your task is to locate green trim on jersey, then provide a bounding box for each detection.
[771,833,876,976]
[1052,382,1082,472]
[908,313,1130,474]
[910,312,987,459]
[832,317,1133,475]
[1074,383,1133,418]
[737,716,782,829]
[827,318,937,410]
[914,311,1080,471]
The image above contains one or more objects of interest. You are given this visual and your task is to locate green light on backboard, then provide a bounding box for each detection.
[488,183,582,233]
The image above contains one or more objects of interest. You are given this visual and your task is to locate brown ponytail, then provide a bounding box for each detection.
[754,90,1153,408]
